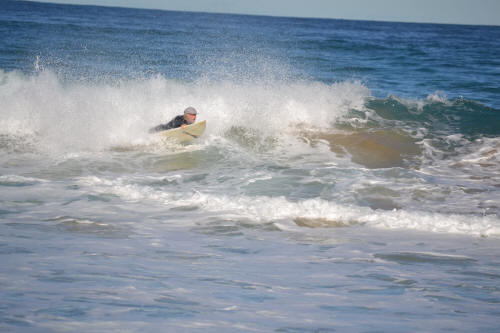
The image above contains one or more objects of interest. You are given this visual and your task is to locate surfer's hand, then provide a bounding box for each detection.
[181,124,187,128]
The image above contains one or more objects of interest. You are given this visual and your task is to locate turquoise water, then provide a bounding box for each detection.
[1,1,500,332]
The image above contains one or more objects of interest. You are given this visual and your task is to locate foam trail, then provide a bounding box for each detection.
[78,176,500,237]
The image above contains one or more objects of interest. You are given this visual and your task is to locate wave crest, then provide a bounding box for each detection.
[0,69,370,153]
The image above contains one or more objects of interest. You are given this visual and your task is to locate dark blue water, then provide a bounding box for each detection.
[1,1,500,332]
[2,0,500,105]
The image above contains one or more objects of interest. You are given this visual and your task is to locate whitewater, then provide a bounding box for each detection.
[1,1,499,332]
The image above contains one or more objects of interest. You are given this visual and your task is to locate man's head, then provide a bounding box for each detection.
[183,106,197,124]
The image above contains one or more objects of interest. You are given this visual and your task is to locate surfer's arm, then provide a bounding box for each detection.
[149,123,172,133]
[148,115,183,133]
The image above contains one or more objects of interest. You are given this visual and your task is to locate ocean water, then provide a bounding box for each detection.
[1,1,500,331]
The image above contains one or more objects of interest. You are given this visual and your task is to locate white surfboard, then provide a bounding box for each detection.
[159,120,206,143]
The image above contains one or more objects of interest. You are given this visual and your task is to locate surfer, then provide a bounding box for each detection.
[149,106,197,133]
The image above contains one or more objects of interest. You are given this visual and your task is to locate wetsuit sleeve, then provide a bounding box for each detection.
[149,115,184,133]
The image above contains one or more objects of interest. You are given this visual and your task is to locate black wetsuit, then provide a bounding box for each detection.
[149,115,188,133]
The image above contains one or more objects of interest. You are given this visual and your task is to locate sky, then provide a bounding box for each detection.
[31,0,500,26]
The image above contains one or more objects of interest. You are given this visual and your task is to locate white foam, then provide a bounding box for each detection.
[0,174,47,185]
[78,176,500,238]
[457,137,500,167]
[419,135,500,183]
[0,69,370,154]
[426,91,449,104]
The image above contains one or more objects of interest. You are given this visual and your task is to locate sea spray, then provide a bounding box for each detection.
[0,69,370,153]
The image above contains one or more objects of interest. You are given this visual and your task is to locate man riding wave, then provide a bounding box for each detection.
[149,106,197,133]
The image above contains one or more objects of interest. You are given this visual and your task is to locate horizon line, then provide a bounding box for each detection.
[24,0,500,28]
